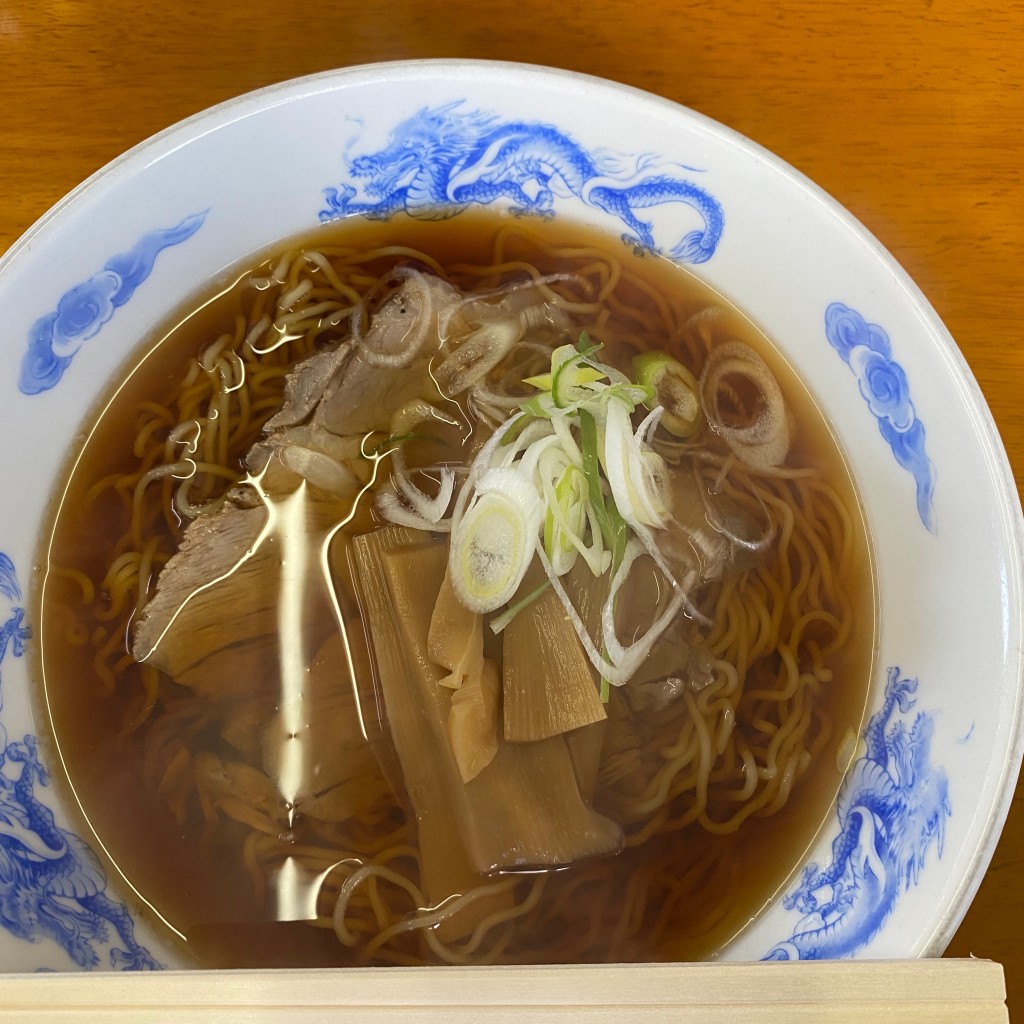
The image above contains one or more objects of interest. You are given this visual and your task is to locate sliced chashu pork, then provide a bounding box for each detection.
[269,272,459,437]
[132,504,274,697]
[133,272,459,696]
[132,489,352,695]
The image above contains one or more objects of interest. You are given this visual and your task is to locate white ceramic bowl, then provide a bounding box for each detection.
[0,60,1020,972]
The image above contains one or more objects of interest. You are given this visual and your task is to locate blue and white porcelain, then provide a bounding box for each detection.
[0,61,1020,969]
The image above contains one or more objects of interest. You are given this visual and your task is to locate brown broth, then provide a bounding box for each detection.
[31,210,875,967]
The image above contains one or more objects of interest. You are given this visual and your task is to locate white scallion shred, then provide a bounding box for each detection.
[377,490,452,533]
[449,467,545,613]
[393,331,713,689]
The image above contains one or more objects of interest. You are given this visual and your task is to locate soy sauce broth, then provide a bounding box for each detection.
[32,211,874,967]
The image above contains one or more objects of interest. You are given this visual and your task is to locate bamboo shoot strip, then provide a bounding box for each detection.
[349,527,509,943]
[502,583,606,742]
[350,526,622,872]
[565,720,608,802]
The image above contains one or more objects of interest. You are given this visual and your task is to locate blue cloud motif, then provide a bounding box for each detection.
[51,272,122,357]
[848,347,914,431]
[823,304,892,362]
[0,550,161,970]
[825,303,936,533]
[19,211,208,396]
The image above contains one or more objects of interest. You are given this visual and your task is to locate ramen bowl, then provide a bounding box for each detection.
[0,60,1020,972]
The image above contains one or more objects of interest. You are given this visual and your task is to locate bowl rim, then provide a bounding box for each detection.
[3,57,1023,964]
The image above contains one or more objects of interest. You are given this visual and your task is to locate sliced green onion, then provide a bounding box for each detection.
[541,458,603,577]
[489,578,552,635]
[579,407,628,567]
[522,371,553,391]
[375,400,460,527]
[599,537,687,684]
[550,345,606,408]
[633,350,701,438]
[602,399,672,530]
[395,465,455,523]
[377,490,452,533]
[449,467,544,613]
[698,341,790,469]
[438,332,690,690]
[576,331,601,359]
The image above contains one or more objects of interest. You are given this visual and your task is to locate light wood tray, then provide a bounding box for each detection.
[0,960,1007,1023]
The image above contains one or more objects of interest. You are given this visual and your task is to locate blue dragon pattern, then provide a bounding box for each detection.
[765,667,951,960]
[0,552,160,970]
[320,103,724,264]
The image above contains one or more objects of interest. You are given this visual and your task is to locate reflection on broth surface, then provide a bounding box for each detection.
[34,212,873,967]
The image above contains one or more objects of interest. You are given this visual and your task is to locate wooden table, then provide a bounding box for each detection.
[2,0,1021,1007]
